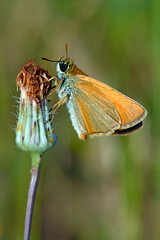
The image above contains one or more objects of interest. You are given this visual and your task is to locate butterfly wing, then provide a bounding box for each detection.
[73,75,147,132]
[67,78,121,140]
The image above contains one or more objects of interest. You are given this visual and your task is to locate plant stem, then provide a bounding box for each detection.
[23,154,42,240]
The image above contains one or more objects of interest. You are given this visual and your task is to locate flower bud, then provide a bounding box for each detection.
[16,60,56,154]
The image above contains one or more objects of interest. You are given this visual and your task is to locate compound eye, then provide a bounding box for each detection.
[59,62,69,72]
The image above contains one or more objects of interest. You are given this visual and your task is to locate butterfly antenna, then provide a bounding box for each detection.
[65,43,68,58]
[42,57,58,62]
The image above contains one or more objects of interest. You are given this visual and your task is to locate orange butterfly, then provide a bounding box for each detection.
[43,44,147,141]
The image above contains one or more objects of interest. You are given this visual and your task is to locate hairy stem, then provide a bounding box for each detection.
[23,154,41,240]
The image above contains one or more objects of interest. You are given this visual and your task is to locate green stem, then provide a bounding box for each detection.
[23,154,42,240]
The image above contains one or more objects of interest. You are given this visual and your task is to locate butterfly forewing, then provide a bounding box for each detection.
[74,75,147,129]
[69,78,121,138]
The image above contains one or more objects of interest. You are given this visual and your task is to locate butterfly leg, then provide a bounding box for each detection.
[48,96,68,122]
[51,95,68,114]
[42,75,56,83]
[47,78,64,98]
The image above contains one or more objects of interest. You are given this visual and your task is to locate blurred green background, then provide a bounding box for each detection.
[0,0,159,239]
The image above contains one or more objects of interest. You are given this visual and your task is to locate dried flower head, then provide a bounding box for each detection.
[16,60,52,100]
[16,60,56,154]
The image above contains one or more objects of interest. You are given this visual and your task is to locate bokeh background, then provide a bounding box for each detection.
[0,0,159,239]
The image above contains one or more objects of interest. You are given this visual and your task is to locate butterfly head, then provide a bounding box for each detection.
[42,44,74,78]
[56,57,74,76]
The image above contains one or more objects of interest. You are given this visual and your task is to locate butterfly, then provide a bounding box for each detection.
[42,44,147,141]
